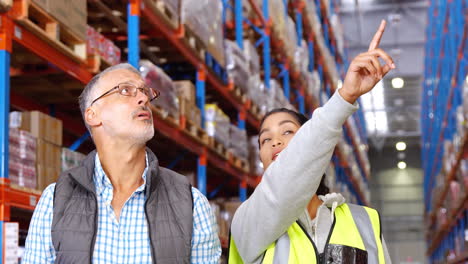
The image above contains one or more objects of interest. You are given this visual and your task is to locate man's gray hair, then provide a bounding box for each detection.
[78,63,141,132]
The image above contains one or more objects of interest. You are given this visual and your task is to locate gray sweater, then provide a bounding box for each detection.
[231,91,391,263]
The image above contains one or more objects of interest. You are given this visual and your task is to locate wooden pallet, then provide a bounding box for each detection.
[249,102,263,120]
[10,183,42,195]
[183,25,206,62]
[153,0,179,30]
[86,54,112,73]
[182,119,209,146]
[208,136,228,160]
[152,105,179,128]
[227,151,250,173]
[229,85,248,104]
[10,0,86,62]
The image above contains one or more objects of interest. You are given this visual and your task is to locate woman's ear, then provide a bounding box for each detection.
[85,107,100,128]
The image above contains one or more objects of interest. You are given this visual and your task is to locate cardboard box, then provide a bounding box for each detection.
[179,98,201,127]
[36,139,61,170]
[48,0,87,40]
[21,111,62,145]
[174,81,196,105]
[36,164,60,191]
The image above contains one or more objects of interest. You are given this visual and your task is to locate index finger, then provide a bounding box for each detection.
[368,20,386,51]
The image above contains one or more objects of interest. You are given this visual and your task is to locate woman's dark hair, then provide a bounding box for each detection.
[258,108,330,195]
[259,108,309,129]
[317,174,330,196]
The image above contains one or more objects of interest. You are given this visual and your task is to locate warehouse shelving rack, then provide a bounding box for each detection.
[422,0,468,262]
[0,0,372,258]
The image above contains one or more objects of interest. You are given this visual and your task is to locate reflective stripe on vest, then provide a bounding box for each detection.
[229,222,317,264]
[329,203,385,263]
[228,203,384,264]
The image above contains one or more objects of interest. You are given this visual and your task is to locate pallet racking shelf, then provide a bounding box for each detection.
[422,0,468,261]
[0,0,372,258]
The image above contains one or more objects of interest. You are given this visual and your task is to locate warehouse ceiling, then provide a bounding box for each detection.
[338,1,428,260]
[339,0,427,148]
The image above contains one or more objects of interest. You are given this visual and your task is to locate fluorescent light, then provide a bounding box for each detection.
[392,77,404,89]
[466,75,468,84]
[362,80,387,134]
[364,111,388,134]
[398,161,407,169]
[375,111,388,132]
[396,142,407,151]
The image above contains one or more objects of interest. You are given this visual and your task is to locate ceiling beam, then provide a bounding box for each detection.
[339,1,428,13]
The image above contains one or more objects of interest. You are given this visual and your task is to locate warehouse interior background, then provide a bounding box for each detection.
[0,0,466,263]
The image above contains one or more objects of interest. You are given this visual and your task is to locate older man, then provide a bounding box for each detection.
[23,63,221,263]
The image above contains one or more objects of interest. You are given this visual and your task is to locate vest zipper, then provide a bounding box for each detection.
[296,220,319,264]
[321,215,337,264]
[89,191,98,264]
[144,198,157,263]
[69,174,99,264]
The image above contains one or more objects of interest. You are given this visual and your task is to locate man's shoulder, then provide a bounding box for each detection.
[158,167,191,186]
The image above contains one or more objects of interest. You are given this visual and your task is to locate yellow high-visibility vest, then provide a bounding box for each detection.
[228,203,385,264]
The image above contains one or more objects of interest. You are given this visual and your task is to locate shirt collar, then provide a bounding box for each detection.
[93,152,149,196]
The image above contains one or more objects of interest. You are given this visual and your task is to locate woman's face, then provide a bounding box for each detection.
[258,112,302,170]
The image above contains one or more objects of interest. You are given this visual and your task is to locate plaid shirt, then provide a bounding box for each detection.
[22,153,221,263]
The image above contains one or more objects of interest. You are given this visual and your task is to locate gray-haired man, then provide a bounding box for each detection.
[23,63,221,264]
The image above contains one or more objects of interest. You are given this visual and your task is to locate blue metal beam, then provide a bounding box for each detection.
[128,2,140,68]
[69,131,90,151]
[196,71,206,128]
[235,0,244,49]
[0,50,10,180]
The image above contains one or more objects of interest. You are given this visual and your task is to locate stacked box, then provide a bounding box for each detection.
[243,40,260,75]
[225,40,251,92]
[181,0,225,66]
[248,136,263,176]
[294,40,309,76]
[10,111,63,146]
[32,0,87,40]
[140,60,179,120]
[225,0,252,23]
[228,125,248,159]
[248,74,268,115]
[61,148,86,172]
[305,71,321,100]
[10,111,63,190]
[8,129,37,189]
[205,104,230,145]
[266,80,294,112]
[174,81,202,127]
[36,139,61,190]
[87,26,121,65]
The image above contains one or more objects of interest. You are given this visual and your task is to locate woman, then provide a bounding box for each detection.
[229,21,393,263]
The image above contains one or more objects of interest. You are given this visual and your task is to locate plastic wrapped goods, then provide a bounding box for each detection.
[243,39,260,74]
[181,0,225,66]
[205,104,231,146]
[61,148,86,172]
[228,125,248,159]
[225,40,251,92]
[9,129,37,189]
[139,60,179,120]
[248,136,263,176]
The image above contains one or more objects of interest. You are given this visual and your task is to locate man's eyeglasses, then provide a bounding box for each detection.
[90,83,161,106]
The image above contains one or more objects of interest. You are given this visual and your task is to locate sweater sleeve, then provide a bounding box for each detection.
[230,91,358,262]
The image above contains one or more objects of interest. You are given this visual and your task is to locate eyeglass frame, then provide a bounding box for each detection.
[90,82,161,106]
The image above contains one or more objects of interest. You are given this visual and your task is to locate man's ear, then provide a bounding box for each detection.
[85,107,101,128]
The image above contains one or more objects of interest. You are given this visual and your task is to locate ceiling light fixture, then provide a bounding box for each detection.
[392,77,404,89]
[398,161,407,169]
[396,142,407,151]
